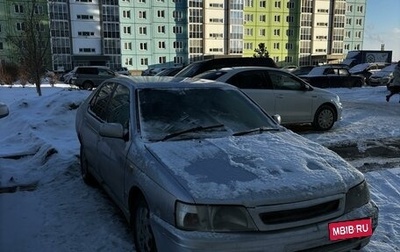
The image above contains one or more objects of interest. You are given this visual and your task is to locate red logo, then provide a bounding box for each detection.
[329,219,372,241]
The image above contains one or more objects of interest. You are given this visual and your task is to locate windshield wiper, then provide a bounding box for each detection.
[233,127,280,137]
[160,124,225,141]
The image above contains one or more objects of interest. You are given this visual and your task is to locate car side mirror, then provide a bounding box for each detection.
[99,123,124,139]
[272,114,281,124]
[0,103,9,119]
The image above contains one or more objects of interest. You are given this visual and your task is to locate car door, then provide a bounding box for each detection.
[84,82,116,180]
[224,70,276,115]
[267,70,314,124]
[97,83,131,205]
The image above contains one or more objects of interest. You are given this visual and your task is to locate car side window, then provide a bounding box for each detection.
[89,83,115,121]
[338,68,349,76]
[226,70,271,89]
[268,71,303,91]
[105,84,130,129]
[99,68,114,76]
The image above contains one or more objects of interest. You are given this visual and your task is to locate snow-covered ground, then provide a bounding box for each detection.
[0,84,399,251]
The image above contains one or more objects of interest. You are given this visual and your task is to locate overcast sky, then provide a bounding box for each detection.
[363,0,400,61]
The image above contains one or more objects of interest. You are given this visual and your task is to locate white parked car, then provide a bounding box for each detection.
[195,66,343,131]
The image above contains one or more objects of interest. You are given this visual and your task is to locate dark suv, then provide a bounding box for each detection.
[71,66,118,90]
[175,57,278,77]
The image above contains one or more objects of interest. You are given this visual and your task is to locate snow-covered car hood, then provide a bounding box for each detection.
[145,131,364,206]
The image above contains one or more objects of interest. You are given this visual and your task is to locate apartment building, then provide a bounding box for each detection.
[0,0,366,72]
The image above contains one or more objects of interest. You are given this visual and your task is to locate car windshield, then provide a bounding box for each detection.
[138,88,279,141]
[349,63,370,73]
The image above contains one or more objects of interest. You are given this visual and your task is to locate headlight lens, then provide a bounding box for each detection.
[345,180,370,213]
[176,201,257,232]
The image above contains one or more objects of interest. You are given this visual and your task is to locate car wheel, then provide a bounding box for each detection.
[313,105,335,131]
[80,146,97,186]
[132,196,157,252]
[82,81,94,90]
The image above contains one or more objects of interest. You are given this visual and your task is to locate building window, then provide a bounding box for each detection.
[287,1,294,9]
[259,29,265,36]
[34,5,44,14]
[357,6,364,13]
[210,18,223,23]
[124,42,132,50]
[77,15,94,20]
[157,10,165,18]
[125,58,133,66]
[245,28,253,36]
[173,26,183,34]
[158,26,165,33]
[123,10,131,18]
[273,43,280,49]
[244,14,253,22]
[139,11,147,19]
[173,41,183,51]
[16,22,25,31]
[286,16,294,23]
[174,56,183,64]
[345,44,350,50]
[158,41,166,49]
[14,4,23,13]
[346,31,351,38]
[79,48,95,53]
[356,19,363,26]
[355,31,362,38]
[139,27,147,34]
[159,56,166,64]
[275,1,281,8]
[274,15,280,22]
[140,43,148,50]
[260,1,266,8]
[259,15,266,22]
[286,29,294,37]
[78,31,95,36]
[273,56,279,62]
[123,26,131,34]
[173,11,183,21]
[244,42,253,50]
[285,43,293,50]
[245,0,253,7]
[139,0,146,3]
[347,5,353,12]
[346,18,352,25]
[285,56,293,63]
[141,58,148,65]
[274,29,280,36]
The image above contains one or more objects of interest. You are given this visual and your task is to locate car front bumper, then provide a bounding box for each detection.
[150,201,378,252]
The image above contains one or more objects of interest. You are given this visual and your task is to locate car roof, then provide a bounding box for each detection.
[197,66,283,75]
[104,76,237,89]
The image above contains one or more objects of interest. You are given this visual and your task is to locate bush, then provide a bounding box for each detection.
[0,62,19,85]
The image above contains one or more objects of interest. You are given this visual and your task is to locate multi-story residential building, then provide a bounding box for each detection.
[243,0,300,66]
[0,0,50,67]
[344,0,366,54]
[0,0,366,72]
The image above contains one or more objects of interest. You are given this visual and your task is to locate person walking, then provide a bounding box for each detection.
[386,60,400,102]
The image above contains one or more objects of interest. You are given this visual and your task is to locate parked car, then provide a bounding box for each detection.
[114,67,130,76]
[141,67,167,76]
[195,66,342,130]
[175,57,278,77]
[299,65,365,88]
[368,63,396,87]
[61,70,74,84]
[0,102,9,118]
[155,66,184,76]
[70,66,118,90]
[291,65,315,76]
[76,76,378,252]
[349,63,389,85]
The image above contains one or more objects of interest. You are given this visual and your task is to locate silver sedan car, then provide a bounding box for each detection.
[194,66,343,131]
[75,76,378,252]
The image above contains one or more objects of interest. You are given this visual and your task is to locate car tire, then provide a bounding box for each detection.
[312,105,335,131]
[80,146,97,186]
[82,81,94,90]
[132,196,157,252]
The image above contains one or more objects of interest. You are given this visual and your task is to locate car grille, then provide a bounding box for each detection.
[250,195,345,231]
[260,199,340,225]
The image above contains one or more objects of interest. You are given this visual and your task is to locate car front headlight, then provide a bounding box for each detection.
[176,201,257,232]
[344,180,370,213]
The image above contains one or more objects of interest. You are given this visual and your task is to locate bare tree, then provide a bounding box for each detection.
[253,43,270,58]
[6,0,51,96]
